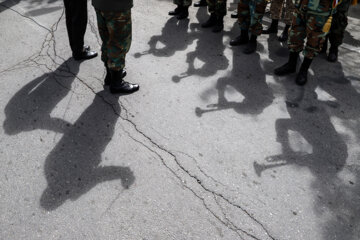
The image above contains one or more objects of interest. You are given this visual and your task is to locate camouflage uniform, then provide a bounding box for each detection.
[174,0,192,6]
[237,0,268,36]
[96,10,132,71]
[328,0,351,48]
[288,0,332,59]
[207,0,227,17]
[269,0,296,25]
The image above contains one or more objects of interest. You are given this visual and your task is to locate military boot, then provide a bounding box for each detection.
[295,57,312,86]
[327,46,338,62]
[194,0,207,7]
[202,13,217,28]
[104,65,126,87]
[262,19,278,34]
[278,25,290,42]
[110,70,139,94]
[274,52,299,76]
[169,5,181,15]
[230,30,249,46]
[177,6,189,19]
[212,16,224,33]
[231,10,238,19]
[243,35,257,54]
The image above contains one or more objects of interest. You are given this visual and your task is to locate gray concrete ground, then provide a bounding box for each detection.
[1,0,360,239]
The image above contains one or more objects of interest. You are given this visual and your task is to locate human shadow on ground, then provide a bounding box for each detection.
[254,52,360,239]
[0,0,62,15]
[3,59,135,211]
[195,43,274,117]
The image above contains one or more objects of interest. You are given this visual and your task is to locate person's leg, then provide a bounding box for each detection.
[278,0,295,41]
[263,0,282,34]
[230,0,250,45]
[194,0,208,7]
[243,0,267,53]
[212,0,227,32]
[104,10,139,93]
[202,0,217,27]
[274,9,306,76]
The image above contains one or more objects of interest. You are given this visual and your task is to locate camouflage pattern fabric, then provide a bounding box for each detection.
[174,0,192,6]
[328,0,351,47]
[269,0,296,25]
[288,8,329,59]
[96,9,132,71]
[237,0,267,36]
[207,0,227,17]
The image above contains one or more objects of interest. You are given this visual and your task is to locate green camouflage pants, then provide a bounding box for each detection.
[288,9,328,59]
[174,0,192,6]
[237,0,267,36]
[96,9,132,71]
[269,0,295,25]
[207,0,227,17]
[328,0,351,48]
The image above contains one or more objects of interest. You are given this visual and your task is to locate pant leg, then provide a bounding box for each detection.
[207,0,216,14]
[270,0,284,20]
[215,0,227,17]
[95,10,109,65]
[288,9,306,53]
[328,0,351,48]
[102,10,132,71]
[174,0,192,6]
[63,0,88,54]
[303,13,328,59]
[238,0,251,31]
[249,0,267,36]
[283,0,295,25]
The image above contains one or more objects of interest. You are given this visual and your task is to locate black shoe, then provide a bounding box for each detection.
[327,47,338,62]
[274,51,299,76]
[202,14,217,28]
[169,6,181,15]
[212,16,224,32]
[243,35,257,54]
[104,67,126,86]
[230,30,249,46]
[194,0,207,7]
[110,70,139,94]
[231,11,238,19]
[295,70,308,86]
[263,19,278,34]
[177,7,189,19]
[278,25,290,42]
[73,48,98,61]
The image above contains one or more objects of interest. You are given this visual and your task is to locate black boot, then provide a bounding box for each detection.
[327,46,338,62]
[278,25,290,42]
[262,19,278,34]
[212,16,224,33]
[230,30,249,46]
[177,6,189,19]
[169,5,181,15]
[194,0,207,7]
[295,57,312,86]
[110,70,139,94]
[202,13,217,28]
[243,35,257,54]
[274,51,299,76]
[104,65,126,86]
[231,10,238,19]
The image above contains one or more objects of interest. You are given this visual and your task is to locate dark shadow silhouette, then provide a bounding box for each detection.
[195,46,274,117]
[343,30,360,47]
[0,0,61,15]
[0,0,20,13]
[3,59,135,211]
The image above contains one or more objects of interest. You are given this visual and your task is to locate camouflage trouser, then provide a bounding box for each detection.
[288,9,328,59]
[207,0,227,17]
[174,0,192,6]
[237,0,267,36]
[269,0,295,25]
[96,9,132,71]
[328,0,351,48]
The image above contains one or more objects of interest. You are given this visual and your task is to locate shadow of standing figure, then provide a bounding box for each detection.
[195,49,274,117]
[134,17,195,58]
[3,59,134,211]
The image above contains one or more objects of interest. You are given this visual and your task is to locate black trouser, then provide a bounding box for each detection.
[63,0,88,54]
